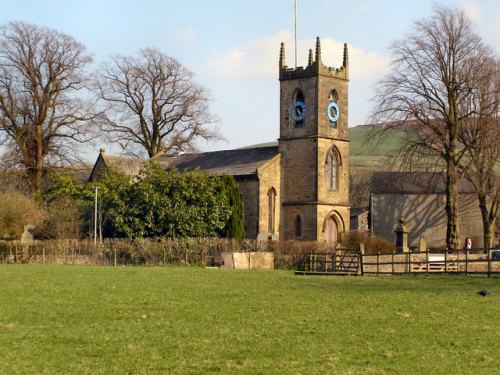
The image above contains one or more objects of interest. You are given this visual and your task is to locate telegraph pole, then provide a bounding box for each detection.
[94,186,98,245]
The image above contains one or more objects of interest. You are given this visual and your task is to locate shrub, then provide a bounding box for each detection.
[342,231,396,254]
[0,189,48,240]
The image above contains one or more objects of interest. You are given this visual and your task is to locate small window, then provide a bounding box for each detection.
[329,90,338,102]
[294,215,302,238]
[326,147,341,190]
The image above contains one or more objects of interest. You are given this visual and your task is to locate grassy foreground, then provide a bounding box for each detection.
[0,265,498,374]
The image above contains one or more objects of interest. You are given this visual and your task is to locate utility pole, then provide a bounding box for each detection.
[94,186,98,245]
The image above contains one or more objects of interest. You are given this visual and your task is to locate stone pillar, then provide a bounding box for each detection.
[394,216,409,253]
[418,236,427,252]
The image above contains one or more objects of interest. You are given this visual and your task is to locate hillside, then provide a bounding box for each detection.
[349,125,417,169]
[240,125,413,169]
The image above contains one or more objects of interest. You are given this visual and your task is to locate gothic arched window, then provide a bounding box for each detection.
[326,147,341,190]
[294,215,302,238]
[291,89,305,126]
[267,188,276,235]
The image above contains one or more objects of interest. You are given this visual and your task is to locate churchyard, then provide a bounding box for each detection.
[0,265,498,374]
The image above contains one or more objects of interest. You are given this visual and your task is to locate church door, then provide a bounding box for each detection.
[325,216,338,246]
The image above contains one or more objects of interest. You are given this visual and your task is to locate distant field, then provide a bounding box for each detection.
[0,265,498,374]
[349,125,417,169]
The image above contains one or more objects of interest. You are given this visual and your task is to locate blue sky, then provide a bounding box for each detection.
[1,0,499,158]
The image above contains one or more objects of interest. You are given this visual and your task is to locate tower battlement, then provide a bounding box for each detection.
[279,37,348,81]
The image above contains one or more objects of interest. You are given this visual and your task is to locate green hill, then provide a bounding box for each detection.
[239,125,414,170]
[349,125,418,169]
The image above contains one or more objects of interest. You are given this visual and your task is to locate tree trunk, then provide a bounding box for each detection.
[478,194,493,249]
[445,160,460,250]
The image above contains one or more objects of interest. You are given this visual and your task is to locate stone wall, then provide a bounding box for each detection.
[256,155,281,239]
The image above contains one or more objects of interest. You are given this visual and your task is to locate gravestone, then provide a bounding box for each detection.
[21,224,35,242]
[394,216,409,253]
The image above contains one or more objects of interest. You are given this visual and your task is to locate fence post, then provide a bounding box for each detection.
[465,248,468,275]
[358,243,365,276]
[445,250,448,273]
[376,252,380,276]
[391,252,394,275]
[487,249,492,278]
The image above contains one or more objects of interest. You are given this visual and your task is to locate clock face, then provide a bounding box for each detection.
[290,101,306,122]
[327,102,340,124]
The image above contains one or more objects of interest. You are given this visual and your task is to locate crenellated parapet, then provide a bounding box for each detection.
[279,37,349,81]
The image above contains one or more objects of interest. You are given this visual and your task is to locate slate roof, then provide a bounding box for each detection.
[372,172,476,194]
[93,146,280,179]
[100,154,146,177]
[154,146,280,177]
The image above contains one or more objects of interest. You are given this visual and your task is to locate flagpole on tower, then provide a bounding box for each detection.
[294,0,298,68]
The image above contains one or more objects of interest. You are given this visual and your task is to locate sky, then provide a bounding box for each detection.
[1,0,499,160]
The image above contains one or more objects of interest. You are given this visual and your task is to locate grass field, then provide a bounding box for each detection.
[0,265,498,374]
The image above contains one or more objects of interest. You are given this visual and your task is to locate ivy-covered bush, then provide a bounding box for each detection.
[43,162,245,240]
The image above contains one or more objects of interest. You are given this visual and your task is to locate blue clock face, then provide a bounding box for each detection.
[290,101,306,121]
[327,102,340,123]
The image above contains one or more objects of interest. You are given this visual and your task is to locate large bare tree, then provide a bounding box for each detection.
[459,56,499,248]
[0,22,97,196]
[95,48,220,158]
[370,5,496,250]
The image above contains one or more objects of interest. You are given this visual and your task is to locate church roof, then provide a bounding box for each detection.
[155,146,280,177]
[91,145,280,180]
[372,172,476,194]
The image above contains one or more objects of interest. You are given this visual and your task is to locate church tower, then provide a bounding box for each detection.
[278,37,350,244]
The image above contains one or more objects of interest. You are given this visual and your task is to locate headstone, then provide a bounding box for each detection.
[418,236,427,252]
[232,253,250,269]
[249,252,274,269]
[21,224,35,242]
[219,252,234,269]
[394,216,409,253]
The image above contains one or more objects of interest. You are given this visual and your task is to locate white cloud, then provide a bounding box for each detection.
[205,30,290,82]
[205,31,390,83]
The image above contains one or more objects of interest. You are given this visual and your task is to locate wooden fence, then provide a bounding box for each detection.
[297,249,500,277]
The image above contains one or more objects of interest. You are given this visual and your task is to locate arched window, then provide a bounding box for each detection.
[326,147,341,190]
[294,215,302,238]
[267,188,276,235]
[328,89,339,128]
[329,90,338,102]
[291,89,305,126]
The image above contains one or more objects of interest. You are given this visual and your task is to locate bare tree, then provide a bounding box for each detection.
[95,48,220,158]
[459,56,499,248]
[370,5,496,250]
[0,22,97,196]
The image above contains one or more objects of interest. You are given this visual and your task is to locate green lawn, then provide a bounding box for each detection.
[0,265,498,374]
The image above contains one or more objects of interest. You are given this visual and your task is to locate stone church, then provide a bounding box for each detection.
[89,38,350,244]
